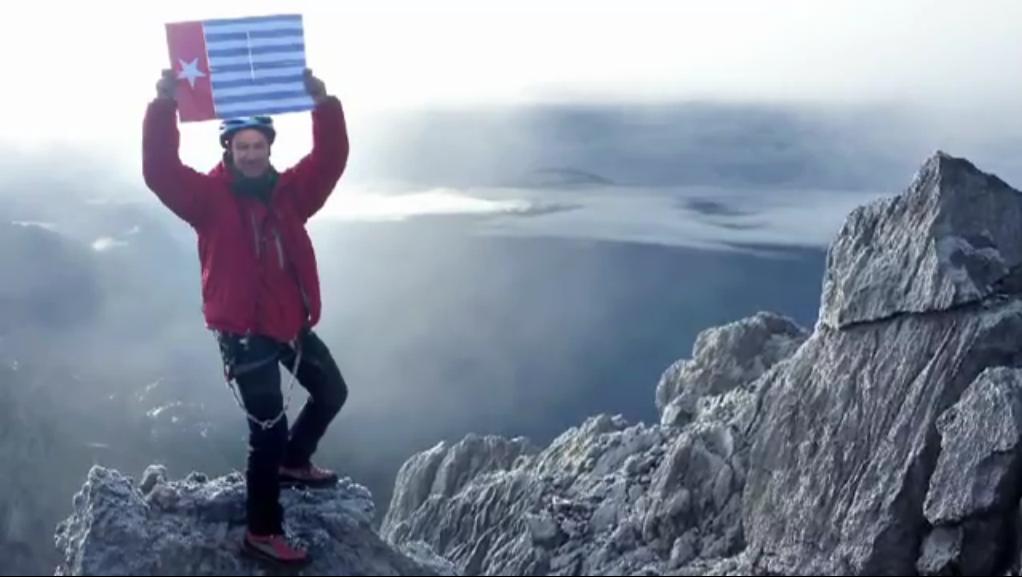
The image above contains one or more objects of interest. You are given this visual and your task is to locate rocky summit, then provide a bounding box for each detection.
[54,465,444,576]
[57,152,1022,576]
[381,152,1022,576]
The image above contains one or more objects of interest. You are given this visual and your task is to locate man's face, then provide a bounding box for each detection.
[230,129,272,178]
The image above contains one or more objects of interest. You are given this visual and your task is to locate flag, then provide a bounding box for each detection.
[165,14,314,122]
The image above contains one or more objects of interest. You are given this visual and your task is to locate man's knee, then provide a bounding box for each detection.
[319,369,348,415]
[300,335,348,414]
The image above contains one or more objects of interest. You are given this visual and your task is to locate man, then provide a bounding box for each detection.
[143,68,350,566]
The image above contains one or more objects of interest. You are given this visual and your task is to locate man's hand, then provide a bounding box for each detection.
[304,69,328,104]
[156,69,177,101]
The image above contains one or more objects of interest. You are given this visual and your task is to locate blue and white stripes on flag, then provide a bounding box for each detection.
[166,14,315,121]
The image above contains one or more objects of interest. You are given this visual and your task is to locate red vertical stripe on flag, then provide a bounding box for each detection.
[165,21,216,122]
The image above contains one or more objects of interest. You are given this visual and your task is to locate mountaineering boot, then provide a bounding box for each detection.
[279,463,339,489]
[242,531,310,568]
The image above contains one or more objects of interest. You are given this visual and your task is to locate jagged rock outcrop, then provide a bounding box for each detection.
[54,466,433,576]
[655,311,808,427]
[917,367,1022,575]
[381,316,800,575]
[819,151,1022,329]
[744,153,1022,575]
[382,152,1022,576]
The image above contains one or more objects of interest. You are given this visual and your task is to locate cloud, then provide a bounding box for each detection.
[92,237,130,252]
[11,221,58,232]
[352,102,940,191]
[318,188,535,222]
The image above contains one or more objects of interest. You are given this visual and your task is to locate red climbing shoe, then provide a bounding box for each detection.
[242,531,310,567]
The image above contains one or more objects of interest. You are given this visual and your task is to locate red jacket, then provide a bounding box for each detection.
[142,96,349,343]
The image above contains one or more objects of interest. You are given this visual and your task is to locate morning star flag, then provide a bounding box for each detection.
[165,14,315,122]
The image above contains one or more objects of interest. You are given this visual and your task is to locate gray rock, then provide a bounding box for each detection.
[382,415,656,575]
[917,526,962,576]
[382,387,756,576]
[744,289,1022,576]
[916,367,1022,575]
[656,312,807,426]
[820,151,1022,329]
[430,435,536,499]
[925,367,1022,524]
[642,424,743,558]
[381,435,535,544]
[398,541,461,576]
[672,551,755,577]
[54,466,431,576]
[525,511,563,548]
[381,442,450,539]
[744,152,1022,576]
[139,465,168,496]
[380,152,1022,576]
[669,531,698,569]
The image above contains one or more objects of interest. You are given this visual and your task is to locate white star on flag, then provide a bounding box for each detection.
[177,58,206,89]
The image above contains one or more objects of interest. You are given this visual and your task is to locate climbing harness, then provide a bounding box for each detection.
[221,334,304,431]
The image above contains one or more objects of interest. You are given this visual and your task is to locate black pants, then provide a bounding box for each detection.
[216,329,348,535]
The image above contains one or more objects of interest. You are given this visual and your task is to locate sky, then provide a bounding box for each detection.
[2,0,1021,171]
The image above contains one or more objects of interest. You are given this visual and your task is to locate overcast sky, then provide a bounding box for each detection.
[2,0,1020,172]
